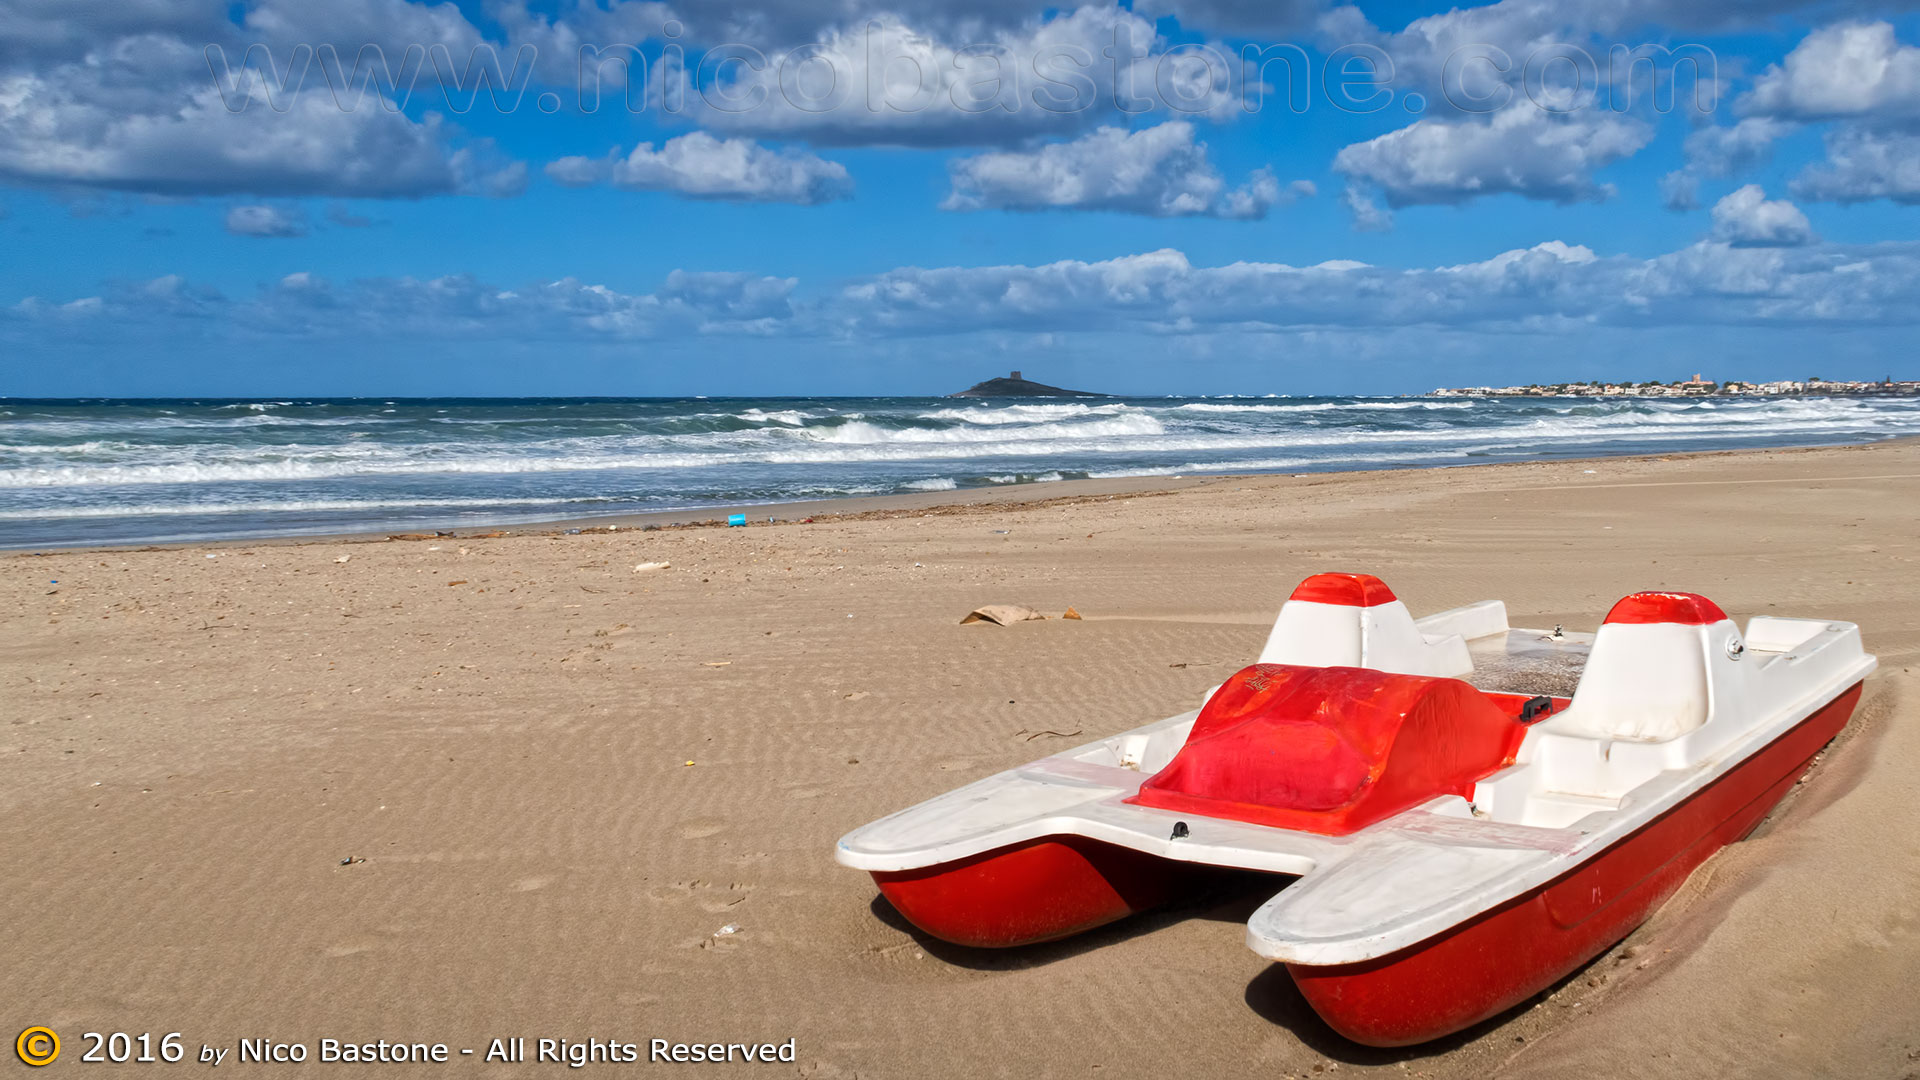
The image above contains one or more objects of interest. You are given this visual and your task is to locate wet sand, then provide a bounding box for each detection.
[5,440,1918,1078]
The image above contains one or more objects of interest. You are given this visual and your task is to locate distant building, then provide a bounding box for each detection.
[1428,375,1914,398]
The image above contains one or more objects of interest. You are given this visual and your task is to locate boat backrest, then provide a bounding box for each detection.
[1130,664,1529,835]
[1546,592,1735,742]
[1257,573,1475,678]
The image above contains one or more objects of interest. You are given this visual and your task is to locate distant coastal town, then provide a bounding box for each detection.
[1430,375,1920,398]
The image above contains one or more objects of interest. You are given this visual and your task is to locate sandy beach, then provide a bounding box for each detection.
[5,440,1918,1079]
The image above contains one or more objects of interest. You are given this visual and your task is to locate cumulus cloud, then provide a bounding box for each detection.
[1662,116,1798,211]
[828,239,1920,335]
[1124,0,1329,37]
[1793,128,1920,203]
[1305,0,1741,122]
[1334,106,1651,209]
[21,236,1920,348]
[3,266,802,340]
[1341,184,1393,230]
[501,0,1057,48]
[1659,170,1700,212]
[1685,117,1797,176]
[0,69,483,197]
[1745,21,1920,122]
[546,132,851,203]
[1735,22,1920,205]
[1709,185,1814,246]
[0,0,523,199]
[942,122,1307,219]
[225,204,309,237]
[673,7,1240,146]
[545,154,609,187]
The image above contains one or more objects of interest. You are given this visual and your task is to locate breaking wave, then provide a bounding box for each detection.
[4,393,1917,547]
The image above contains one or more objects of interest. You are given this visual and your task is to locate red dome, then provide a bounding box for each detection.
[1288,573,1398,607]
[1602,591,1730,626]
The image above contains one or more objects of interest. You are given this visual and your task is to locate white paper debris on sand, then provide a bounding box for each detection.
[961,605,1048,626]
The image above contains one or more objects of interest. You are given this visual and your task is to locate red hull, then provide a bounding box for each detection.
[872,836,1193,948]
[1287,681,1863,1046]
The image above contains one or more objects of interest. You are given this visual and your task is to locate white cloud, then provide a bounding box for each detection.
[671,7,1239,146]
[547,132,851,203]
[1124,0,1329,37]
[1658,169,1699,211]
[16,236,1920,348]
[1709,184,1814,246]
[1304,0,1744,120]
[1685,117,1796,176]
[546,154,609,187]
[1334,106,1651,208]
[225,204,309,237]
[942,121,1306,218]
[0,12,526,200]
[1793,127,1920,204]
[1341,184,1392,230]
[1741,23,1920,205]
[0,68,480,197]
[1662,116,1798,211]
[1746,21,1920,121]
[832,239,1920,334]
[6,267,804,339]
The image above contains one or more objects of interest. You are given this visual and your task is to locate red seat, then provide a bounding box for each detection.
[1129,664,1529,836]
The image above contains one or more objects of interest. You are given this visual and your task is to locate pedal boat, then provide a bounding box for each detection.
[835,573,1874,1046]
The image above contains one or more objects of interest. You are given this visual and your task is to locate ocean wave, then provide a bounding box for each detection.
[813,414,1164,445]
[980,472,1073,484]
[915,403,1130,424]
[4,410,1912,489]
[901,477,958,491]
[1171,400,1474,414]
[738,408,816,426]
[0,495,639,520]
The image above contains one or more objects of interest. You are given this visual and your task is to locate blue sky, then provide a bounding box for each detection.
[3,0,1920,396]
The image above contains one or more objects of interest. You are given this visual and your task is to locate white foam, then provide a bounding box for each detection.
[813,414,1164,445]
[0,495,627,520]
[739,408,815,426]
[916,403,1130,424]
[1171,401,1474,414]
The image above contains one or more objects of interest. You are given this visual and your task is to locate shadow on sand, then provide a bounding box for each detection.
[867,865,1605,1065]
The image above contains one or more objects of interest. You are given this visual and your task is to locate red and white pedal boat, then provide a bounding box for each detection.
[835,574,1874,1046]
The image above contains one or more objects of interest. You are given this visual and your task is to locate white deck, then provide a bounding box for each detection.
[836,593,1875,967]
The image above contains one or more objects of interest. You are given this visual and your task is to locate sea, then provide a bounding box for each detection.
[4,394,1918,549]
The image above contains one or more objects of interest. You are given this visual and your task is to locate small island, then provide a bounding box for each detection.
[951,371,1107,398]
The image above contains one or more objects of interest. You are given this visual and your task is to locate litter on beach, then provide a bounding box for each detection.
[960,605,1048,626]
